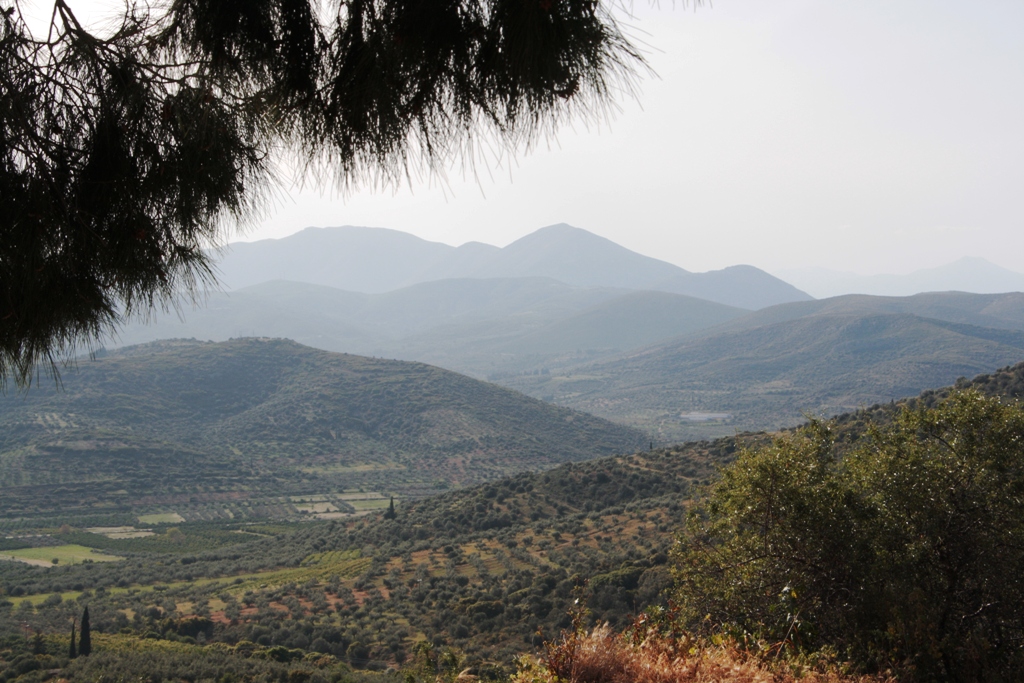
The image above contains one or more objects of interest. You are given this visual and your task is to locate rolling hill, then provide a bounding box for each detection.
[213,223,811,309]
[108,289,1024,443]
[483,290,747,357]
[504,311,1024,440]
[109,279,748,378]
[5,363,1024,677]
[708,290,1024,335]
[112,277,627,349]
[0,339,646,523]
[107,289,1024,443]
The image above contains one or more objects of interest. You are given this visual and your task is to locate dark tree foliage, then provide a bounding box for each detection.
[68,618,76,659]
[79,606,91,656]
[0,0,643,385]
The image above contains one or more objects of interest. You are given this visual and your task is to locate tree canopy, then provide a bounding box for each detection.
[673,390,1024,681]
[0,0,643,386]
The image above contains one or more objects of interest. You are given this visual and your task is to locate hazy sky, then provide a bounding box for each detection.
[33,1,1024,275]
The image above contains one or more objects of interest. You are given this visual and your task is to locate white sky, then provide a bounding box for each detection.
[30,0,1024,275]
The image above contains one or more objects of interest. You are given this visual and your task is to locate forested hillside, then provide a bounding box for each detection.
[3,362,1023,681]
[0,339,644,524]
[507,312,1024,439]
[0,438,734,675]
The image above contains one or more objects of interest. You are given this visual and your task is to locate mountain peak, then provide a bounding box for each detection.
[215,223,811,309]
[502,223,626,249]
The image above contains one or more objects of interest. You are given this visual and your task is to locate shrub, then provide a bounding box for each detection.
[673,391,1024,681]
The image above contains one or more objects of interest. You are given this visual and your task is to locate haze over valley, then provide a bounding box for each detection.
[17,220,1024,533]
[10,226,1024,680]
[108,224,1024,440]
[4,0,1024,679]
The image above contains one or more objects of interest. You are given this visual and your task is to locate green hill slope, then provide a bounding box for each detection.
[505,312,1024,440]
[0,339,645,523]
[5,364,1024,675]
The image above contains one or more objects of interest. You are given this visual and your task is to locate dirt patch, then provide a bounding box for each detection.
[0,553,53,567]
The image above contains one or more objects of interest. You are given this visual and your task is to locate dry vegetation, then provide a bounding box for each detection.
[516,624,894,683]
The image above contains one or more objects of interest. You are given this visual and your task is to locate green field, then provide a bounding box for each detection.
[347,498,391,510]
[0,544,122,566]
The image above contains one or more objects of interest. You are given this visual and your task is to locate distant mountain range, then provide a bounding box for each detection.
[98,223,1024,444]
[214,223,811,310]
[776,257,1024,298]
[110,287,1024,441]
[110,223,810,380]
[0,339,645,519]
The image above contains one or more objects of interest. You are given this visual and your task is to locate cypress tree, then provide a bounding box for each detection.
[79,607,91,656]
[384,497,396,520]
[68,619,76,659]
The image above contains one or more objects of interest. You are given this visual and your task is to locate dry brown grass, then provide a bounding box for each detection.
[513,625,895,683]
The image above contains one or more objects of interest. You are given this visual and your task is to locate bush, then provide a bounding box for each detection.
[673,391,1024,681]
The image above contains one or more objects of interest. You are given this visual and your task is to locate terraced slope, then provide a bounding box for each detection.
[0,339,645,522]
[4,363,1024,673]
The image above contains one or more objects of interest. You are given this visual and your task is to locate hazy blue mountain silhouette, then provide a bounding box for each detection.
[214,226,462,293]
[110,278,746,377]
[214,223,811,310]
[777,257,1024,298]
[706,291,1024,336]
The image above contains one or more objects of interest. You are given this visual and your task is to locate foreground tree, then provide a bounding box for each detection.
[1,0,644,385]
[673,391,1024,682]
